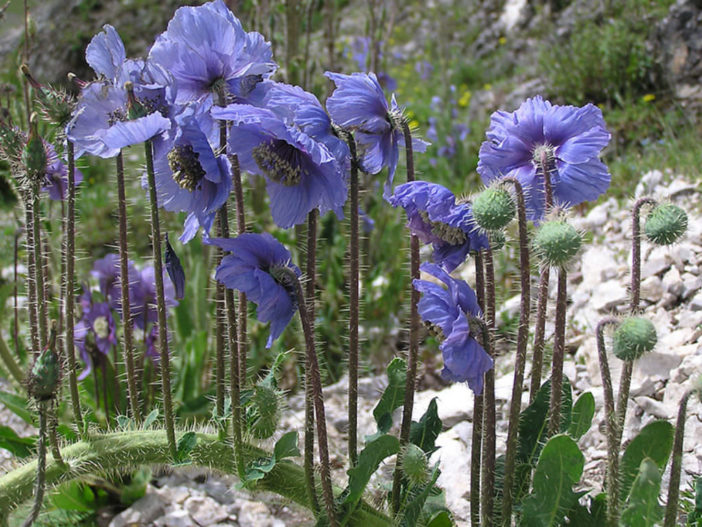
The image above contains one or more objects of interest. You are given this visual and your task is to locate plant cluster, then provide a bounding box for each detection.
[0,1,699,526]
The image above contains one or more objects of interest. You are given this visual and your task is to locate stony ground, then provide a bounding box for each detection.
[1,171,700,526]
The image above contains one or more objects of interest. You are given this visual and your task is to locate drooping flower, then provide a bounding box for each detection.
[211,104,347,229]
[74,299,117,380]
[325,71,428,198]
[147,104,231,242]
[133,265,178,329]
[41,142,84,201]
[149,0,275,109]
[477,95,611,221]
[208,232,301,347]
[67,25,173,159]
[388,181,489,272]
[413,263,492,394]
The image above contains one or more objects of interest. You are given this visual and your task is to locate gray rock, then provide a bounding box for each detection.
[237,500,285,527]
[155,510,196,527]
[640,276,664,303]
[110,492,166,527]
[690,291,702,311]
[184,496,229,527]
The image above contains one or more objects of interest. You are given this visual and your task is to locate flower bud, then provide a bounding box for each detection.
[645,204,687,246]
[472,187,516,231]
[21,113,47,186]
[612,317,657,361]
[247,383,280,439]
[401,443,429,486]
[533,220,581,267]
[489,229,506,251]
[28,322,60,401]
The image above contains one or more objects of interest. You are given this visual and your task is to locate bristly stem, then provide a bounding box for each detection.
[616,196,658,444]
[230,155,248,386]
[663,389,694,527]
[500,178,531,526]
[304,209,320,513]
[31,193,48,347]
[13,227,20,364]
[547,267,568,436]
[344,130,360,467]
[48,408,64,466]
[295,275,337,527]
[22,401,46,527]
[481,247,497,527]
[115,152,141,424]
[24,199,40,356]
[144,139,176,459]
[64,141,83,434]
[596,316,621,527]
[529,155,555,403]
[471,251,486,527]
[392,120,419,514]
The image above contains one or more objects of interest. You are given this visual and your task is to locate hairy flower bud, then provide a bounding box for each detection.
[28,322,60,401]
[533,220,581,267]
[21,114,47,186]
[612,317,657,361]
[644,204,687,246]
[488,229,506,251]
[401,443,429,486]
[247,383,280,439]
[472,187,515,231]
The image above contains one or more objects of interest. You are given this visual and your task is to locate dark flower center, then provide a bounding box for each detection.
[419,210,467,245]
[252,140,303,186]
[168,145,206,192]
[269,264,299,306]
[424,320,444,340]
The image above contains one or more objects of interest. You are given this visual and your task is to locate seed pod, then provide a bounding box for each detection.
[247,383,280,439]
[28,322,60,401]
[401,443,429,486]
[644,204,687,246]
[473,187,516,231]
[533,220,582,267]
[612,317,657,361]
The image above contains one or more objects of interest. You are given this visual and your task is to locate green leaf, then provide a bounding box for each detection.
[116,415,135,431]
[0,425,35,458]
[520,434,585,527]
[621,458,663,527]
[273,431,300,460]
[120,467,152,506]
[410,398,442,454]
[143,409,159,429]
[0,390,34,425]
[426,510,453,527]
[620,420,674,503]
[372,358,406,435]
[49,481,96,512]
[565,492,607,526]
[568,392,595,440]
[174,431,198,465]
[400,465,441,527]
[689,477,702,525]
[344,434,400,506]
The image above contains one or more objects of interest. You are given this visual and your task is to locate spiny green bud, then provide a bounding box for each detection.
[472,187,516,231]
[247,383,280,439]
[644,204,687,246]
[28,321,60,401]
[533,220,582,267]
[401,444,429,486]
[489,229,506,251]
[612,317,657,361]
[21,113,46,186]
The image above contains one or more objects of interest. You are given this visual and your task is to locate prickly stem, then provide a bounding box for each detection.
[664,389,693,527]
[471,251,486,527]
[481,248,496,527]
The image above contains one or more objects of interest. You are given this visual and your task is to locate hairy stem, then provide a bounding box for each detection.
[295,276,337,527]
[471,251,486,527]
[230,155,248,386]
[345,131,360,467]
[481,248,496,527]
[663,389,693,527]
[21,402,46,527]
[115,152,141,424]
[144,139,176,458]
[548,268,568,436]
[32,193,47,347]
[500,178,531,526]
[24,199,40,356]
[596,316,620,527]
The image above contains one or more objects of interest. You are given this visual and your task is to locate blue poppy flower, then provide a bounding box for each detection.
[74,299,117,380]
[67,25,173,158]
[324,71,427,198]
[91,254,140,314]
[147,105,231,242]
[41,142,83,201]
[414,263,493,394]
[388,181,489,272]
[149,0,275,109]
[134,265,178,329]
[211,104,347,229]
[208,232,301,347]
[477,96,611,221]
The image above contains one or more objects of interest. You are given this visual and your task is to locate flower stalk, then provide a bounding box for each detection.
[471,251,486,527]
[547,267,568,435]
[664,389,694,527]
[144,139,176,458]
[500,177,531,526]
[481,247,497,527]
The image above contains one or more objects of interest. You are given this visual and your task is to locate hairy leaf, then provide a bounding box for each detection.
[344,434,400,506]
[620,420,674,503]
[621,458,663,527]
[568,392,595,440]
[400,465,441,527]
[372,358,406,435]
[273,431,300,460]
[0,425,35,458]
[520,434,584,527]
